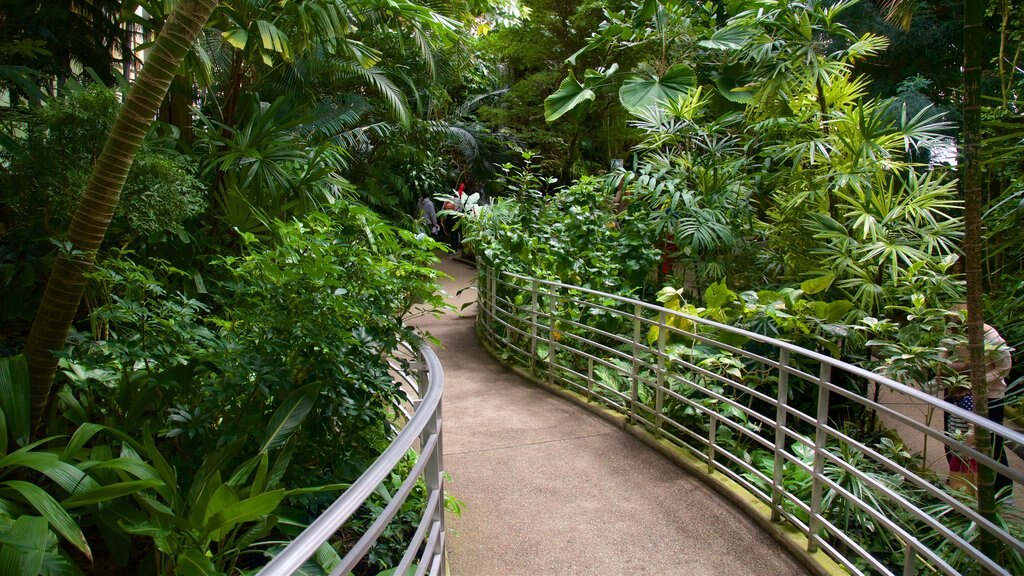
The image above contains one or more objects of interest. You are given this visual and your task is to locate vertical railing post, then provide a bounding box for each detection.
[707,414,718,474]
[808,362,832,553]
[655,310,667,437]
[489,268,499,341]
[547,287,558,386]
[587,356,594,403]
[418,358,445,575]
[630,304,642,424]
[772,349,791,522]
[476,268,486,340]
[529,280,539,376]
[903,542,916,576]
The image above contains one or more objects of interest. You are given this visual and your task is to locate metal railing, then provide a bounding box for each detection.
[477,267,1024,576]
[257,342,446,576]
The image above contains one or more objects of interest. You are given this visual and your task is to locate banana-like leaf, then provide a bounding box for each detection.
[2,480,91,560]
[205,489,285,542]
[175,548,224,576]
[0,355,30,447]
[260,384,320,453]
[619,64,696,113]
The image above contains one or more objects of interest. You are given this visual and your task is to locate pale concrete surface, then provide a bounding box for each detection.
[409,255,809,576]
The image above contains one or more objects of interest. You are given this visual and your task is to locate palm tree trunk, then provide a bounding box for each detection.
[962,1,1000,570]
[23,0,218,432]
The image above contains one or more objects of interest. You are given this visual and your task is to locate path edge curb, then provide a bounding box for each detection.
[476,327,847,576]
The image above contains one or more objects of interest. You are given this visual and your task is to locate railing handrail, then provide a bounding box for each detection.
[257,343,445,576]
[478,266,1023,576]
[498,269,1024,445]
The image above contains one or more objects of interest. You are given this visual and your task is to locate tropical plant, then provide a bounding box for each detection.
[23,0,219,432]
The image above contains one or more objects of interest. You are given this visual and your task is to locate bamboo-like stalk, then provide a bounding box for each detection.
[962,0,999,570]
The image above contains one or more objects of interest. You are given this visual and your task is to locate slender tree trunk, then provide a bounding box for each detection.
[962,1,999,570]
[23,0,218,432]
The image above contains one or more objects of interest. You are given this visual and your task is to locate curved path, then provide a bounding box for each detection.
[409,255,810,576]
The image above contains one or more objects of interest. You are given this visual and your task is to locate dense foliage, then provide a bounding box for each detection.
[0,1,473,574]
[2,0,1024,574]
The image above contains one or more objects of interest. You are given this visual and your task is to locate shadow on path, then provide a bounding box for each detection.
[409,255,810,576]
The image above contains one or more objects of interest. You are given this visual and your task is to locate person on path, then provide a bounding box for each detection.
[418,193,439,236]
[943,386,977,495]
[944,306,1014,500]
[443,183,465,251]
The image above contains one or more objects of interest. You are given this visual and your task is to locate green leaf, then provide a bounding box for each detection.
[800,274,835,295]
[175,549,224,576]
[255,20,291,61]
[0,452,97,495]
[283,482,350,497]
[314,541,341,573]
[62,423,105,461]
[260,384,320,453]
[714,70,754,104]
[0,516,52,576]
[544,71,596,122]
[205,489,285,542]
[698,26,751,50]
[200,482,236,529]
[824,300,854,323]
[632,0,659,28]
[619,64,696,113]
[3,480,91,560]
[704,281,735,309]
[61,479,164,509]
[143,425,180,510]
[79,458,163,483]
[221,29,248,50]
[376,566,416,576]
[0,355,30,446]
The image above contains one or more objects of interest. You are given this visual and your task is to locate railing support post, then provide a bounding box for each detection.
[489,267,499,341]
[655,311,667,437]
[529,280,539,376]
[479,268,491,342]
[587,356,594,403]
[808,362,832,553]
[547,288,558,386]
[708,414,718,474]
[630,304,642,424]
[903,543,916,576]
[771,349,791,522]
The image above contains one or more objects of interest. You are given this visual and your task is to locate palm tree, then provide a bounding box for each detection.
[23,0,219,432]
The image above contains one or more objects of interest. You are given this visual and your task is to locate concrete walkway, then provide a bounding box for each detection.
[409,255,809,576]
